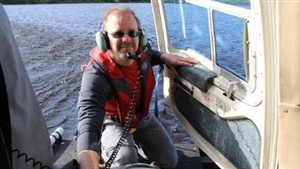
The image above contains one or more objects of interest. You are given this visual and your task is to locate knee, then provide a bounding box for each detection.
[112,146,138,167]
[168,152,179,169]
[159,151,178,169]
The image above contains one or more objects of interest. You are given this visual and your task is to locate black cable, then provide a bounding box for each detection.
[104,68,142,169]
[12,148,50,169]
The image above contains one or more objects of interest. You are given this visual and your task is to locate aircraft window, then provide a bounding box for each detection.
[164,2,211,59]
[211,0,251,9]
[213,11,246,80]
[163,0,250,82]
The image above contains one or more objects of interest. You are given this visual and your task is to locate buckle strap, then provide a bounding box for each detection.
[105,115,119,122]
[129,128,136,134]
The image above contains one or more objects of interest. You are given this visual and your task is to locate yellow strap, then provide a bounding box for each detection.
[99,164,105,169]
[129,128,137,134]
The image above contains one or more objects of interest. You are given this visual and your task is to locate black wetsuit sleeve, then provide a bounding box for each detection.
[147,49,164,65]
[77,61,113,153]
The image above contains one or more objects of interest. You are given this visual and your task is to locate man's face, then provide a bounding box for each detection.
[105,12,140,66]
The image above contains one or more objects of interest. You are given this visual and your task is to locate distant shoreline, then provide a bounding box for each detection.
[0,0,152,5]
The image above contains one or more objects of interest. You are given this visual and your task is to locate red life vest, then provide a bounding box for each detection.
[89,47,155,127]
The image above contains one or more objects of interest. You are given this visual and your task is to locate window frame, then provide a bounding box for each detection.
[162,0,261,106]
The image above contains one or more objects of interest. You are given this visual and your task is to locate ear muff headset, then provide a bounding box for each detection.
[95,31,109,52]
[95,28,148,52]
[139,28,148,49]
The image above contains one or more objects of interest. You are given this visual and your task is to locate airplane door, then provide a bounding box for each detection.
[151,1,277,169]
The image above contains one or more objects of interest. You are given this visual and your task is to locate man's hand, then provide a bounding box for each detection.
[78,150,100,169]
[161,53,198,67]
[161,53,198,76]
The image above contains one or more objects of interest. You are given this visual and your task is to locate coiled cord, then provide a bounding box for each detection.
[12,148,50,169]
[103,69,142,169]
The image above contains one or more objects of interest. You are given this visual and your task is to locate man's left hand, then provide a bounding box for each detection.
[161,53,198,67]
[160,53,198,76]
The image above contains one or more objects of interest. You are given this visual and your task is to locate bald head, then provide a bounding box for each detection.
[101,7,141,31]
[99,7,141,66]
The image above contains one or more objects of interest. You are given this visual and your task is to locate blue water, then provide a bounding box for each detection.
[3,3,244,142]
[5,3,246,80]
[4,3,157,45]
[164,2,247,80]
[4,3,191,142]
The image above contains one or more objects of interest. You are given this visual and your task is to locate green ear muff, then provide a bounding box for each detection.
[139,28,148,49]
[95,31,108,52]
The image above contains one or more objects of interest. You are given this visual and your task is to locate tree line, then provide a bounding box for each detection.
[0,0,150,4]
[0,0,249,5]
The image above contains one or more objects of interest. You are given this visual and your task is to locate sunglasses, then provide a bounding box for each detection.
[109,30,141,38]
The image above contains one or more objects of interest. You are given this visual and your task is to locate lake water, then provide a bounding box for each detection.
[4,3,193,143]
[4,3,157,43]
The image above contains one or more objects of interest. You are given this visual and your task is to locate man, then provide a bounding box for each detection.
[0,4,53,169]
[77,7,197,169]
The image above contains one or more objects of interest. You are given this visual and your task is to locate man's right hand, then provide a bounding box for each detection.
[78,150,100,169]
